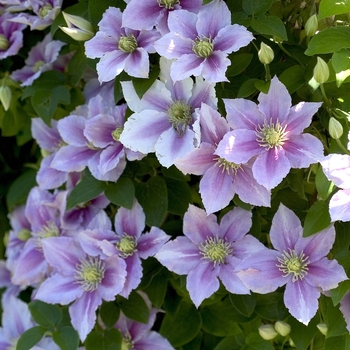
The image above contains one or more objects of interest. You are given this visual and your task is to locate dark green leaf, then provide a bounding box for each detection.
[242,0,275,17]
[289,314,319,350]
[100,301,120,329]
[250,15,287,41]
[230,294,256,317]
[324,334,350,350]
[244,333,275,350]
[237,78,259,97]
[226,53,253,77]
[255,292,289,320]
[29,300,63,329]
[132,65,160,99]
[16,326,46,350]
[52,326,80,350]
[164,177,191,215]
[104,177,135,209]
[315,165,334,201]
[279,65,306,93]
[303,200,331,237]
[319,0,350,19]
[66,176,107,210]
[331,280,350,306]
[68,47,88,85]
[142,269,169,308]
[85,329,122,350]
[117,291,150,324]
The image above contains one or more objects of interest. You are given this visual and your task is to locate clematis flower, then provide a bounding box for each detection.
[155,205,265,307]
[78,199,170,298]
[120,57,217,167]
[320,142,350,222]
[236,203,347,325]
[11,33,65,86]
[35,236,127,341]
[175,103,271,214]
[340,290,350,332]
[84,6,161,82]
[216,76,324,190]
[153,0,254,82]
[122,0,202,35]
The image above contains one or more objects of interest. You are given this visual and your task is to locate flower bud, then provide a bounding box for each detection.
[0,85,12,111]
[274,320,291,336]
[317,322,328,336]
[258,42,274,65]
[60,12,94,41]
[313,57,329,84]
[329,117,343,139]
[258,324,278,340]
[305,14,318,37]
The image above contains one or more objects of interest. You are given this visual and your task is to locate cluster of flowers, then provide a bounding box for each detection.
[2,0,350,347]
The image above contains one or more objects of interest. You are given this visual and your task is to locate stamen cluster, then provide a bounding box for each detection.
[199,236,232,266]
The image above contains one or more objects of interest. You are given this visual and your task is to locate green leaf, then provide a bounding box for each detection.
[237,78,259,97]
[319,0,350,19]
[164,177,191,215]
[226,53,253,77]
[289,315,319,350]
[244,333,275,350]
[160,300,202,347]
[315,165,334,201]
[332,49,350,87]
[305,27,350,55]
[132,64,160,99]
[230,294,256,317]
[100,301,120,329]
[29,300,63,329]
[52,326,80,350]
[85,329,122,350]
[250,15,287,41]
[66,176,107,210]
[135,176,168,227]
[16,326,46,350]
[104,177,135,209]
[242,0,275,17]
[117,291,150,324]
[279,65,306,93]
[143,271,169,308]
[255,292,289,320]
[68,46,88,85]
[324,334,350,350]
[331,280,350,306]
[303,200,331,237]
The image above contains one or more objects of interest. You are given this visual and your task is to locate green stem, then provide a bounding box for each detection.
[319,84,331,108]
[277,42,305,67]
[335,138,350,155]
[264,64,271,81]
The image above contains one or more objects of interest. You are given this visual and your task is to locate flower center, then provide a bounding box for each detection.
[256,119,289,150]
[0,34,9,50]
[75,256,106,292]
[38,3,53,18]
[121,333,134,350]
[116,234,137,258]
[37,222,60,239]
[276,249,310,282]
[118,35,138,53]
[33,60,45,73]
[199,236,232,266]
[192,36,214,58]
[112,127,123,142]
[157,0,180,9]
[167,100,192,136]
[17,228,32,241]
[215,157,242,175]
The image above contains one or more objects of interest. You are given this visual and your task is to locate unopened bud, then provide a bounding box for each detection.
[258,324,278,340]
[305,14,318,37]
[317,322,328,336]
[274,320,291,336]
[329,117,343,139]
[60,12,94,41]
[258,42,274,65]
[313,57,329,84]
[0,85,12,111]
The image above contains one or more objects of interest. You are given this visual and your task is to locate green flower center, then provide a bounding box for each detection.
[276,249,310,282]
[215,157,242,175]
[167,100,192,136]
[75,256,106,292]
[192,36,214,58]
[38,3,53,18]
[118,35,138,53]
[112,127,123,142]
[157,0,180,9]
[116,234,137,258]
[17,228,32,241]
[256,119,289,150]
[37,222,60,239]
[0,34,9,50]
[199,236,232,266]
[33,60,45,73]
[121,333,134,350]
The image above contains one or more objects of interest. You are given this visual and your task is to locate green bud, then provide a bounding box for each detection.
[274,320,291,336]
[258,42,274,65]
[0,85,12,111]
[60,12,94,41]
[305,14,318,37]
[313,57,329,84]
[317,322,328,336]
[258,324,278,340]
[329,117,343,139]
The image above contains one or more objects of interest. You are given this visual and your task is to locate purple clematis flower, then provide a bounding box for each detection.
[175,103,271,214]
[155,204,265,307]
[35,236,127,341]
[216,76,324,190]
[120,57,217,167]
[320,149,350,222]
[84,6,161,82]
[154,0,254,82]
[0,12,26,59]
[236,203,347,325]
[340,290,350,332]
[122,0,202,35]
[78,199,170,298]
[11,33,65,86]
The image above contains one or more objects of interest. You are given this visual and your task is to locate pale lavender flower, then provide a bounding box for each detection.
[154,0,253,82]
[0,12,26,59]
[340,290,350,332]
[84,6,161,82]
[216,76,324,190]
[320,153,350,222]
[175,103,271,214]
[11,33,65,86]
[120,57,217,167]
[78,199,170,298]
[35,236,127,341]
[155,205,265,307]
[236,204,347,325]
[122,0,202,34]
